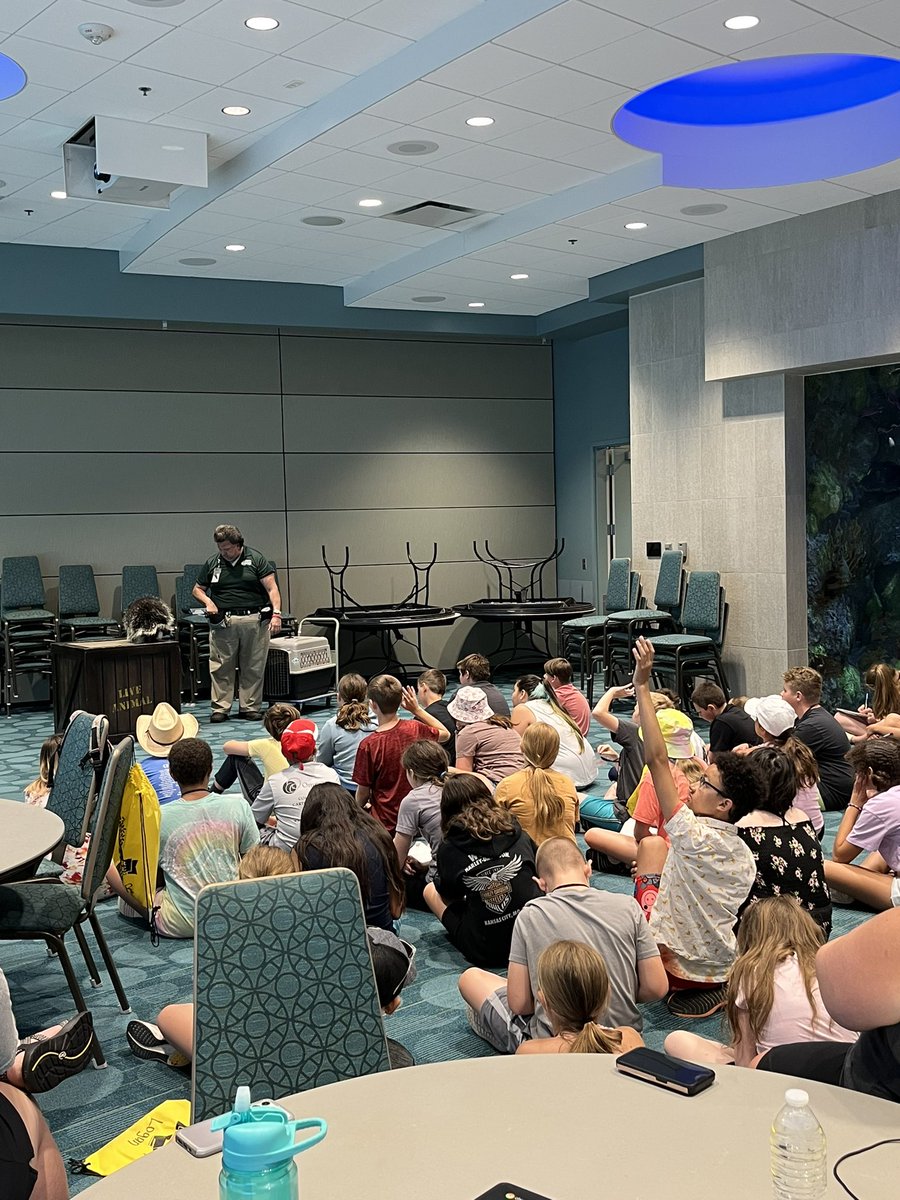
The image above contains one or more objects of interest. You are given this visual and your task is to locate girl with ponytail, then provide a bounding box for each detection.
[510,676,598,789]
[394,740,450,908]
[317,673,376,791]
[516,941,643,1056]
[494,724,579,845]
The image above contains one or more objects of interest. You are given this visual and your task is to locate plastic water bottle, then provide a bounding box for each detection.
[770,1088,827,1199]
[214,1087,327,1200]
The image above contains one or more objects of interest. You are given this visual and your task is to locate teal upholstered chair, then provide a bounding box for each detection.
[560,557,635,688]
[182,563,204,589]
[601,549,685,686]
[1,556,57,713]
[58,565,122,640]
[42,710,109,865]
[192,868,391,1121]
[121,565,161,614]
[648,571,730,707]
[0,736,133,1066]
[175,574,210,702]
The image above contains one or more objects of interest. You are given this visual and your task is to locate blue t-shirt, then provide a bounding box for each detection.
[141,754,181,804]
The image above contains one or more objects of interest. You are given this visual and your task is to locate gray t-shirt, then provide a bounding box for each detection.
[508,886,660,1036]
[0,969,18,1075]
[395,781,443,881]
[612,717,644,805]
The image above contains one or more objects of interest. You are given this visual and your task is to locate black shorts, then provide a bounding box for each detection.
[755,1041,851,1086]
[0,1089,37,1200]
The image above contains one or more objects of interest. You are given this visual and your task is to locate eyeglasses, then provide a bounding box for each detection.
[698,776,728,800]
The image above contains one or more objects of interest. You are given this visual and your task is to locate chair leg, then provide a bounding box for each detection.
[45,934,107,1068]
[72,921,102,988]
[87,911,131,1013]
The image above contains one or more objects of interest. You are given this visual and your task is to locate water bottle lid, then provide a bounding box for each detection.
[785,1089,809,1107]
[222,1113,327,1173]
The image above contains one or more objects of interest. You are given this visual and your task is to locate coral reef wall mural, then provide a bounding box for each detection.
[806,363,900,708]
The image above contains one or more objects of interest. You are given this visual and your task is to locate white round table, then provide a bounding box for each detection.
[79,1055,897,1198]
[0,798,64,881]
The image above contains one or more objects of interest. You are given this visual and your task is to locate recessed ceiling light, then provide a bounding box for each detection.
[624,221,648,230]
[245,16,279,30]
[179,257,217,266]
[50,190,67,199]
[225,243,245,252]
[222,105,251,116]
[302,215,345,227]
[510,272,529,280]
[724,14,759,29]
[466,116,494,127]
[468,301,485,308]
[412,295,446,303]
[358,198,383,208]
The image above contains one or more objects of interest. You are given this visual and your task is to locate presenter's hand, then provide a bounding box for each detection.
[270,614,282,634]
[205,601,219,616]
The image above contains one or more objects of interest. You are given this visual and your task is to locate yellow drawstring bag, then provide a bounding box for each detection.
[114,762,161,932]
[71,1099,190,1177]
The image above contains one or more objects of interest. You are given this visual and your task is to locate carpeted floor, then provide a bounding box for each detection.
[0,685,870,1194]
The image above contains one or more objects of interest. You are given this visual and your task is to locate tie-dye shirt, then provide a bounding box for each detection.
[157,794,259,934]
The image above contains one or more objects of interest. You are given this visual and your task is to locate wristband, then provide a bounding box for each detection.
[848,802,863,812]
[272,610,282,616]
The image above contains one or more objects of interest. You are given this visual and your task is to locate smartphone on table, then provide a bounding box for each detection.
[615,1047,715,1096]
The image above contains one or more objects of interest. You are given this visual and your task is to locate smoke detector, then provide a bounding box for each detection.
[79,23,114,45]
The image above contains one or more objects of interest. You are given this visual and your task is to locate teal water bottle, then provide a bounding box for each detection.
[213,1088,327,1200]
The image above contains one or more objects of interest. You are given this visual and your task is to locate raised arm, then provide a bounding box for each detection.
[632,638,680,821]
[591,684,634,733]
[400,686,450,744]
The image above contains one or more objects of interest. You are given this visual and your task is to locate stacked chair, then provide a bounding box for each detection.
[1,556,58,714]
[559,557,641,689]
[58,565,122,641]
[176,565,210,703]
[647,570,730,707]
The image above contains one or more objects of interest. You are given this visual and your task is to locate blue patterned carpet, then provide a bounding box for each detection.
[0,687,869,1194]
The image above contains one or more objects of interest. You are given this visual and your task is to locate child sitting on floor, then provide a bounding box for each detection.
[516,940,643,1056]
[664,896,856,1067]
[251,719,340,852]
[394,740,449,908]
[317,673,376,792]
[212,702,300,799]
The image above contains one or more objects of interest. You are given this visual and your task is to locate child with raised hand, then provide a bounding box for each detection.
[516,940,643,1056]
[316,673,376,792]
[665,896,856,1067]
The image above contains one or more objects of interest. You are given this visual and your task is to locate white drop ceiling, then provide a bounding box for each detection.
[0,0,899,316]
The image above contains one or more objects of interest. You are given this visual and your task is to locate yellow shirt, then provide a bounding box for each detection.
[247,737,288,778]
[494,768,579,845]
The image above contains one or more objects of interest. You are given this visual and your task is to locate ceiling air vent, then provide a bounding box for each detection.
[382,201,483,229]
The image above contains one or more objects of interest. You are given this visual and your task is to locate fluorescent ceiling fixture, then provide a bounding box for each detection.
[624,221,647,230]
[50,190,67,199]
[245,16,279,30]
[510,273,529,280]
[0,52,26,101]
[358,198,383,207]
[466,116,494,127]
[222,105,251,116]
[612,54,900,188]
[724,14,759,30]
[225,243,245,251]
[468,301,485,308]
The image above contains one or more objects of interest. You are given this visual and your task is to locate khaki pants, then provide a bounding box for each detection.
[209,614,270,714]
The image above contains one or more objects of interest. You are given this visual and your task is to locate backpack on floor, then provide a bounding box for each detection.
[70,1099,191,1177]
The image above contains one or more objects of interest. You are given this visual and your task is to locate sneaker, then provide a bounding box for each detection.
[588,849,631,877]
[20,1012,94,1093]
[666,986,727,1019]
[126,1020,171,1063]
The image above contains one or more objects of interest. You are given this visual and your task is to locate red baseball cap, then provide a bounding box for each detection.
[280,718,318,765]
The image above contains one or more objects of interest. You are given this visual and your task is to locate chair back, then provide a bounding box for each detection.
[182,564,204,589]
[628,571,642,609]
[604,558,631,614]
[192,868,391,1121]
[654,550,685,618]
[1,556,46,612]
[58,565,100,618]
[48,710,109,850]
[121,565,160,612]
[680,571,721,636]
[81,735,134,907]
[174,575,191,616]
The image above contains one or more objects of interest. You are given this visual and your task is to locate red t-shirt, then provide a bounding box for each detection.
[352,719,440,834]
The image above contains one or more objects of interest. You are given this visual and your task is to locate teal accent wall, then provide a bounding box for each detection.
[552,324,630,599]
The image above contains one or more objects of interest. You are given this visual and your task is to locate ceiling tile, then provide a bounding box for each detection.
[36,63,212,128]
[487,64,623,116]
[1,34,113,90]
[436,142,548,180]
[558,132,655,173]
[17,0,171,61]
[712,181,870,216]
[356,0,481,39]
[248,172,347,204]
[0,0,54,35]
[226,54,352,104]
[733,19,897,57]
[443,178,544,211]
[570,29,721,89]
[0,81,66,119]
[365,80,469,123]
[495,1,642,63]
[840,0,900,44]
[300,0,379,15]
[286,20,410,73]
[501,159,598,193]
[184,0,340,53]
[659,0,823,53]
[273,142,339,171]
[307,148,410,185]
[169,86,298,131]
[348,124,474,165]
[561,90,634,133]
[207,190,305,221]
[415,99,545,142]
[800,0,887,13]
[0,118,70,153]
[0,144,58,177]
[76,0,218,25]
[372,163,483,200]
[425,44,546,95]
[827,159,900,194]
[315,112,399,149]
[580,0,710,21]
[490,117,598,159]
[130,28,272,85]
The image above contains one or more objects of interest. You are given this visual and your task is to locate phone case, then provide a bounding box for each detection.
[175,1116,223,1158]
[473,1186,554,1200]
[615,1047,715,1096]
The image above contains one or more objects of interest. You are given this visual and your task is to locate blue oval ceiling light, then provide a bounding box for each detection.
[0,52,26,102]
[612,55,900,188]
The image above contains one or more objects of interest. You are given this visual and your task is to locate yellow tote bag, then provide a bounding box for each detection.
[73,1099,191,1177]
[114,763,161,917]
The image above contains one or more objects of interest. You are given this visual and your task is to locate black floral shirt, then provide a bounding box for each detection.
[736,817,832,938]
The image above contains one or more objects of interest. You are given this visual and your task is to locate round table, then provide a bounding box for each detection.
[79,1055,896,1198]
[0,798,64,882]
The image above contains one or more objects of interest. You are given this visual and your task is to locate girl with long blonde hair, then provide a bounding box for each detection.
[494,724,579,845]
[517,941,643,1056]
[665,896,857,1067]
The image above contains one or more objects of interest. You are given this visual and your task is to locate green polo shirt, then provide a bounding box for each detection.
[196,547,272,610]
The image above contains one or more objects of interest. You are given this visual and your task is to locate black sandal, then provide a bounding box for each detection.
[666,986,727,1019]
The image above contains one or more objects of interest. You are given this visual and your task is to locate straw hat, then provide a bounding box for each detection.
[135,702,198,757]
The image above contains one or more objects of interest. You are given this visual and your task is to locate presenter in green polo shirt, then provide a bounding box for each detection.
[192,524,283,724]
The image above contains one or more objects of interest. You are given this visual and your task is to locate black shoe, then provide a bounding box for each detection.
[588,849,631,876]
[238,710,262,721]
[666,985,727,1019]
[210,712,229,724]
[20,1012,94,1092]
